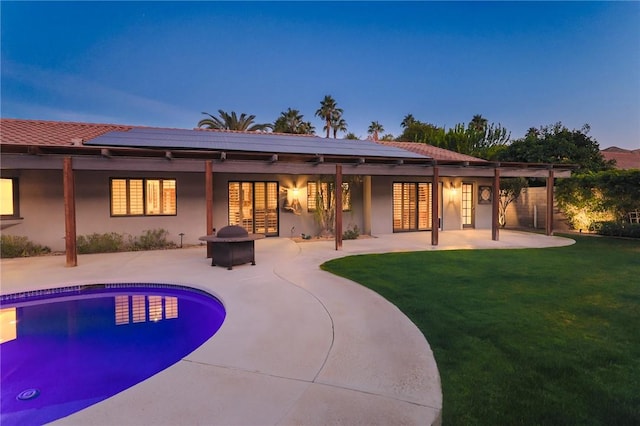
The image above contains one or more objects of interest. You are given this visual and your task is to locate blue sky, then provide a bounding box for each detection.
[2,1,639,149]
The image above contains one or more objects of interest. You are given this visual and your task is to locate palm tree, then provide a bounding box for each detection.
[298,121,316,135]
[273,108,302,133]
[331,116,348,139]
[273,108,314,134]
[198,110,271,131]
[344,132,359,140]
[469,114,488,133]
[401,114,416,129]
[525,127,539,139]
[315,95,342,138]
[368,121,384,141]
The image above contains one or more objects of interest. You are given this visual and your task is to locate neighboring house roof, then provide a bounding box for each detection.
[601,147,640,170]
[0,118,135,147]
[376,140,487,163]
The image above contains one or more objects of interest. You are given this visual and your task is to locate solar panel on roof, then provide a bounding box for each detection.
[86,128,429,159]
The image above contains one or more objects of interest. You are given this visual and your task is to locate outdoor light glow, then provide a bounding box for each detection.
[0,307,17,343]
[449,182,458,203]
[0,178,14,216]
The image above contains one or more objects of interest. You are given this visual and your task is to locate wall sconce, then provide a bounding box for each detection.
[449,182,458,203]
[283,187,302,214]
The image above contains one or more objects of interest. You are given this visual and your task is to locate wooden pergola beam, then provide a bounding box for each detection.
[63,157,77,267]
[546,170,554,236]
[205,160,214,258]
[491,167,500,241]
[492,167,500,241]
[431,164,439,246]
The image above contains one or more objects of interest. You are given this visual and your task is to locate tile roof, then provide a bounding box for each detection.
[375,140,487,162]
[2,118,499,162]
[0,118,135,147]
[601,147,640,170]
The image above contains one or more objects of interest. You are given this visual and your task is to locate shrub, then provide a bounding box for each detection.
[1,235,51,258]
[593,221,640,238]
[557,170,640,231]
[342,225,360,240]
[129,229,176,251]
[77,232,125,254]
[77,229,176,254]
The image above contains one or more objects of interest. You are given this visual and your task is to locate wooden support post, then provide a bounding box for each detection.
[362,176,372,235]
[546,170,554,236]
[63,157,77,267]
[205,160,214,258]
[335,164,343,250]
[492,167,500,241]
[431,164,439,246]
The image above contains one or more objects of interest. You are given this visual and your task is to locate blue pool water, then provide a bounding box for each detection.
[0,284,226,425]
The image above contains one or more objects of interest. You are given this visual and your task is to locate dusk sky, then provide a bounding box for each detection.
[2,1,639,150]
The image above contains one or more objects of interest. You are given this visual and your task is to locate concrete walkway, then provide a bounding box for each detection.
[0,230,574,426]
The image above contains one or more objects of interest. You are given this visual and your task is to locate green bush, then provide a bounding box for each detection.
[1,235,51,258]
[342,225,360,240]
[77,229,176,254]
[593,221,640,238]
[77,232,125,254]
[557,170,640,230]
[129,229,176,251]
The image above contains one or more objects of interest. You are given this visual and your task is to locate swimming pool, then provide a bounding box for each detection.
[0,283,226,425]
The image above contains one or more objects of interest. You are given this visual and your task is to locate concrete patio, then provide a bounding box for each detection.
[0,230,575,426]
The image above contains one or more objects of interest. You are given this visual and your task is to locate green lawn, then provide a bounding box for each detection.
[321,235,640,425]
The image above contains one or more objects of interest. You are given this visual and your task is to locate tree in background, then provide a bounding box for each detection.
[497,122,613,174]
[397,119,443,144]
[367,121,384,141]
[401,113,416,129]
[273,108,315,134]
[198,110,271,131]
[469,114,488,132]
[344,132,359,140]
[332,116,348,139]
[315,95,343,138]
[395,116,509,160]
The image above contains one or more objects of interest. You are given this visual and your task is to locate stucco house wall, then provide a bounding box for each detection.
[3,166,508,253]
[212,172,365,239]
[3,170,208,251]
[3,170,66,250]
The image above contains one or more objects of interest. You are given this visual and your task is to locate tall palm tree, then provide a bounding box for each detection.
[368,121,384,141]
[273,108,315,134]
[331,116,348,139]
[198,110,271,131]
[401,114,416,129]
[273,108,302,133]
[469,114,488,132]
[315,95,342,138]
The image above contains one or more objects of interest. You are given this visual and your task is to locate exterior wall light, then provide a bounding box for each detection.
[449,182,458,203]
